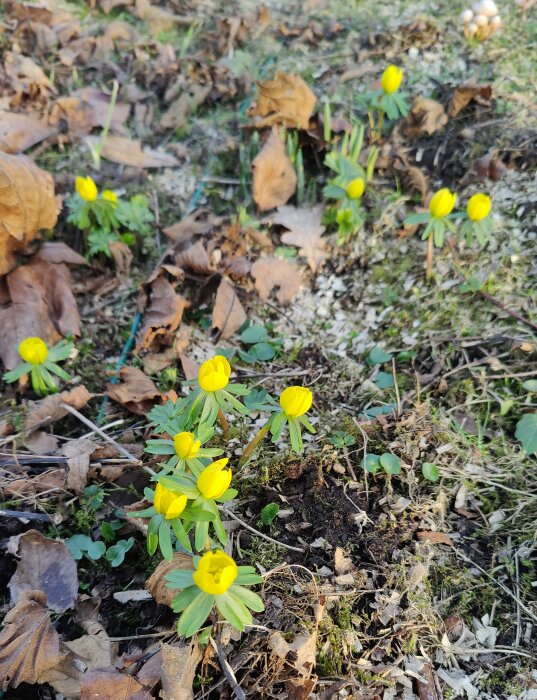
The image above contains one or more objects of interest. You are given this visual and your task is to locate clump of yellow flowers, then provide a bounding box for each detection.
[130,354,317,637]
[3,337,73,396]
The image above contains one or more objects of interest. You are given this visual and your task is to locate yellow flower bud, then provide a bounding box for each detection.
[102,189,118,204]
[18,337,48,365]
[346,178,365,200]
[75,176,98,202]
[193,549,238,595]
[197,458,232,500]
[381,65,403,95]
[429,188,457,219]
[279,386,313,418]
[467,193,491,221]
[154,482,187,520]
[198,355,231,392]
[173,431,201,459]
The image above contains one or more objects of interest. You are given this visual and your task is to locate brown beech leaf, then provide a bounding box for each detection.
[9,530,78,613]
[249,71,316,129]
[416,531,454,547]
[212,278,247,340]
[25,430,59,454]
[49,87,130,137]
[400,165,429,202]
[0,590,61,691]
[0,111,56,154]
[160,642,202,700]
[134,0,195,34]
[405,96,448,136]
[251,256,301,304]
[0,258,81,370]
[5,52,56,97]
[0,153,59,274]
[110,240,133,277]
[160,83,212,130]
[137,276,189,352]
[448,84,492,118]
[3,469,67,498]
[107,366,161,415]
[272,204,326,272]
[84,135,179,168]
[163,210,223,244]
[34,241,88,265]
[175,240,214,275]
[146,552,193,606]
[81,668,152,700]
[252,127,297,211]
[63,437,97,494]
[26,385,92,433]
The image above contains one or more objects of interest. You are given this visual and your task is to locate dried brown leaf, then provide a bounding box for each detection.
[160,641,202,700]
[146,552,193,606]
[49,88,130,137]
[34,241,88,266]
[0,152,58,274]
[163,210,222,244]
[448,83,492,118]
[252,127,296,211]
[25,385,92,433]
[63,437,97,494]
[212,278,247,340]
[134,0,195,34]
[81,668,152,700]
[25,430,59,454]
[405,96,448,136]
[110,240,133,277]
[416,531,454,546]
[272,204,326,272]
[3,469,67,498]
[107,366,161,415]
[175,240,214,275]
[0,590,61,691]
[0,111,56,154]
[5,51,56,97]
[249,71,316,129]
[136,276,189,352]
[160,84,212,130]
[85,135,179,168]
[9,530,78,613]
[401,165,429,202]
[251,256,301,304]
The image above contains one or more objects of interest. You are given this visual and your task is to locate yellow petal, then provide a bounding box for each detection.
[467,193,491,222]
[75,176,98,202]
[279,386,313,418]
[18,337,48,365]
[381,65,403,94]
[198,355,231,392]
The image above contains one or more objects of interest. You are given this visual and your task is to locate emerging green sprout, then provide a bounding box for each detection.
[3,337,73,396]
[166,550,264,636]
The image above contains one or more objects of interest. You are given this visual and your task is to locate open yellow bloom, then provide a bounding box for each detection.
[198,355,231,392]
[154,482,187,520]
[197,458,232,499]
[193,549,237,595]
[346,178,365,200]
[18,337,48,365]
[467,193,491,221]
[280,386,313,418]
[75,176,98,202]
[429,188,457,219]
[381,65,403,95]
[102,189,118,204]
[173,431,201,459]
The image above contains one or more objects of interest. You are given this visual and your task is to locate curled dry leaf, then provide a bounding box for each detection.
[145,552,193,606]
[84,134,180,168]
[448,83,492,118]
[252,126,297,211]
[160,642,202,700]
[175,240,214,275]
[211,278,247,340]
[63,437,97,494]
[268,600,324,677]
[107,366,161,415]
[249,71,316,129]
[9,530,78,613]
[163,209,223,244]
[25,385,92,433]
[405,96,448,136]
[34,241,88,265]
[251,256,301,304]
[5,51,56,97]
[272,204,326,272]
[137,275,189,352]
[0,152,59,275]
[0,590,61,691]
[0,111,56,153]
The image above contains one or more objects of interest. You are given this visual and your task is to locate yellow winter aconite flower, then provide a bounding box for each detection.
[193,549,238,595]
[75,176,98,202]
[102,189,118,204]
[18,338,48,365]
[197,458,232,499]
[173,431,201,459]
[467,193,491,221]
[280,386,313,418]
[381,65,404,95]
[429,188,457,219]
[154,482,187,520]
[346,178,365,200]
[198,355,231,392]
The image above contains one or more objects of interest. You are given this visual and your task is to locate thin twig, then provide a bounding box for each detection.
[210,633,246,700]
[219,507,305,553]
[0,510,54,522]
[477,289,537,333]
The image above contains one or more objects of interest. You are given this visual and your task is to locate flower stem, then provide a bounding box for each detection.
[425,235,434,281]
[237,422,270,468]
[217,409,229,440]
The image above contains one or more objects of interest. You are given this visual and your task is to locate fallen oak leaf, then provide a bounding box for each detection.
[252,126,297,211]
[25,385,92,433]
[271,204,326,272]
[251,256,301,304]
[249,71,316,129]
[0,590,61,691]
[448,83,492,118]
[107,366,161,415]
[211,278,247,340]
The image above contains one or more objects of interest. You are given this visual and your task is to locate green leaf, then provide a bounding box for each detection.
[171,519,192,552]
[230,585,265,612]
[380,453,401,475]
[403,212,430,225]
[522,380,537,393]
[177,591,214,637]
[362,453,381,474]
[105,538,134,567]
[248,342,276,362]
[66,534,93,560]
[259,503,279,526]
[171,586,199,612]
[288,418,304,452]
[421,462,440,482]
[195,521,209,552]
[374,371,394,389]
[515,413,537,455]
[166,569,195,590]
[216,488,238,503]
[215,591,251,631]
[330,431,356,448]
[86,540,107,560]
[367,346,392,365]
[159,520,173,561]
[240,324,268,343]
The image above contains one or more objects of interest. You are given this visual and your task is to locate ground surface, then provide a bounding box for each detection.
[0,0,536,698]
